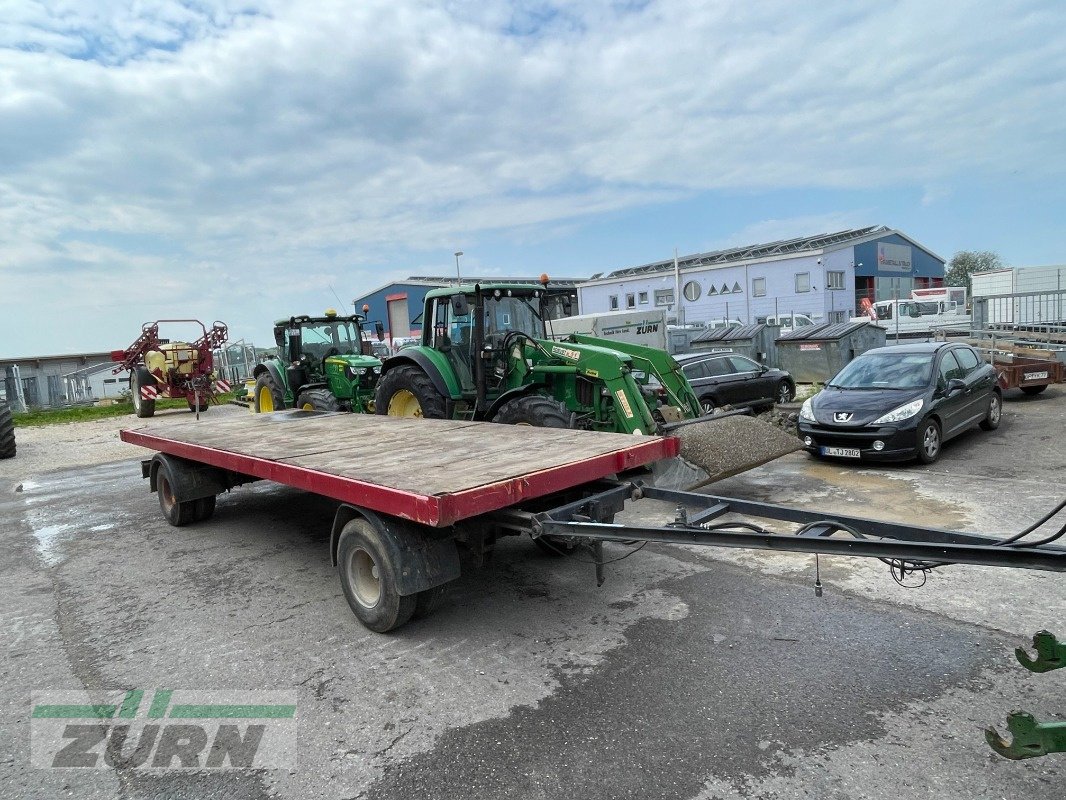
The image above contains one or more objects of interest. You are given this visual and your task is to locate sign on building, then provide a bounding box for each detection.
[877,242,913,273]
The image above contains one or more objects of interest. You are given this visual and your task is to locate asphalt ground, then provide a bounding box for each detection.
[0,387,1063,799]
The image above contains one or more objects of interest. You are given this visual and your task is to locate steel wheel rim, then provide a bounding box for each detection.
[159,475,175,513]
[701,400,715,414]
[348,547,381,608]
[990,395,1001,424]
[923,425,939,457]
[388,389,422,417]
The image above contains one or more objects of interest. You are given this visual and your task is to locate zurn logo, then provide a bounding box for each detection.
[31,690,296,769]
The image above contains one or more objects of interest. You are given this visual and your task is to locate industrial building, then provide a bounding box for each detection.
[1,354,129,411]
[353,276,581,344]
[576,226,945,327]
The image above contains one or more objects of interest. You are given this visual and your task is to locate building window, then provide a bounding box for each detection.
[638,291,649,305]
[828,310,848,323]
[752,278,766,297]
[609,295,619,310]
[683,281,701,301]
[827,270,845,290]
[654,289,674,306]
[795,272,810,293]
[626,293,636,309]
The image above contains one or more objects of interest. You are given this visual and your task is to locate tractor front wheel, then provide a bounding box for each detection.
[296,388,342,412]
[254,373,286,413]
[493,395,571,427]
[375,365,447,418]
[131,367,157,418]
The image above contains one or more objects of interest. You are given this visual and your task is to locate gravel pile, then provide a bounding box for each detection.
[674,413,803,487]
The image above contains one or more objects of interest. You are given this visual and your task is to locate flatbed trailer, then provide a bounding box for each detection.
[121,411,1065,633]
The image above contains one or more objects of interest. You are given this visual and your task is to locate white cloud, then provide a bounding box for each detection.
[1,0,1064,353]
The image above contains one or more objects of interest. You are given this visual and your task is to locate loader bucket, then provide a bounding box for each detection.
[649,413,803,491]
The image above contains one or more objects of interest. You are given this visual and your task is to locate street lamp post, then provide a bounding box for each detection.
[454,251,463,285]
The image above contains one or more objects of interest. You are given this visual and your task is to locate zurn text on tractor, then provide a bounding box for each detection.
[252,310,386,413]
[111,320,229,418]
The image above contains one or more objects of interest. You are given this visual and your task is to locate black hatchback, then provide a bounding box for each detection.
[797,342,1002,464]
[673,352,795,413]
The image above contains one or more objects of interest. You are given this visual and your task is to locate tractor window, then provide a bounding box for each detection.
[484,296,543,339]
[301,321,359,359]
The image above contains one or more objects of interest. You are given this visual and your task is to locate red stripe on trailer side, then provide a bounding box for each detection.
[120,428,444,525]
[118,429,679,528]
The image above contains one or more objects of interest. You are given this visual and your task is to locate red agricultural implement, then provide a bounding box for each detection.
[111,320,229,418]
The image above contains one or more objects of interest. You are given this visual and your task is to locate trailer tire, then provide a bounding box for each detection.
[493,395,570,427]
[194,495,216,522]
[296,388,342,412]
[156,463,197,527]
[979,390,1002,430]
[131,367,157,419]
[0,402,15,460]
[337,518,417,633]
[254,373,286,413]
[188,395,210,414]
[1020,385,1047,396]
[376,365,447,419]
[413,585,449,619]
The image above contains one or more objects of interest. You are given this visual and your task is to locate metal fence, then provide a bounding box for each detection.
[972,289,1066,336]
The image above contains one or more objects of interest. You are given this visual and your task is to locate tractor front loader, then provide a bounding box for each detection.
[111,320,229,418]
[252,310,385,414]
[373,283,799,487]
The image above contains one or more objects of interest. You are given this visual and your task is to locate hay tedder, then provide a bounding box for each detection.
[111,320,229,418]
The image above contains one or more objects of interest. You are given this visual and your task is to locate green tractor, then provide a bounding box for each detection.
[373,283,703,433]
[253,310,386,413]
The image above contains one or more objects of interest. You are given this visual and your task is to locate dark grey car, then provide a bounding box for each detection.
[674,352,795,413]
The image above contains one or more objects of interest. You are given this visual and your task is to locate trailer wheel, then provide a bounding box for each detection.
[337,518,417,632]
[188,395,210,414]
[0,402,15,460]
[1020,385,1047,396]
[375,365,447,419]
[493,395,570,427]
[131,367,157,419]
[296,388,342,412]
[156,464,197,527]
[254,373,286,413]
[979,391,1002,430]
[194,495,216,522]
[413,585,449,619]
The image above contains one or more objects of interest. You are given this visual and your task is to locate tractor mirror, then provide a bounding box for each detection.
[375,321,385,341]
[450,294,470,318]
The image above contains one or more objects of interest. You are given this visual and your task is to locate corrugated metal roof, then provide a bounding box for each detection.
[777,321,873,341]
[602,226,888,279]
[692,323,766,342]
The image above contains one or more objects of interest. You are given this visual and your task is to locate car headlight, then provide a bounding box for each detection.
[799,398,815,422]
[872,398,924,425]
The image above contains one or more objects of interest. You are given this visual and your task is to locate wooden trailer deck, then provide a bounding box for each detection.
[120,411,679,527]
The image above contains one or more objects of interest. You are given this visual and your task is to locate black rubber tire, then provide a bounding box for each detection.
[979,391,1002,431]
[131,367,157,419]
[413,584,449,619]
[187,395,209,413]
[336,518,417,633]
[1020,385,1047,396]
[296,388,342,412]
[254,373,286,413]
[0,402,15,460]
[193,495,216,522]
[493,395,571,427]
[156,464,196,527]
[699,395,717,415]
[375,365,447,419]
[775,380,794,404]
[916,418,942,464]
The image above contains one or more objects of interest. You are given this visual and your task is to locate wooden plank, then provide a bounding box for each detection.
[120,411,679,526]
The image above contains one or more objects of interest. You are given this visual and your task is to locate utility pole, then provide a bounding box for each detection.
[454,251,463,285]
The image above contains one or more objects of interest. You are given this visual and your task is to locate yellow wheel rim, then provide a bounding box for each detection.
[258,386,275,413]
[387,389,422,417]
[301,402,314,411]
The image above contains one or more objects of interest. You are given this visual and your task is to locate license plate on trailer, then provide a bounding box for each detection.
[821,446,861,458]
[1024,371,1049,380]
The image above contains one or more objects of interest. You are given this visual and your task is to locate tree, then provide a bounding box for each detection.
[945,250,1004,291]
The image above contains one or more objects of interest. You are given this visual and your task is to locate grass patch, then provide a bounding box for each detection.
[13,394,236,427]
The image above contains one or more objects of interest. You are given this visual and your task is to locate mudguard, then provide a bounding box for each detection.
[381,348,463,400]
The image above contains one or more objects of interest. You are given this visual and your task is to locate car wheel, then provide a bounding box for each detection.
[775,380,794,404]
[979,391,1002,431]
[699,396,717,415]
[917,419,941,464]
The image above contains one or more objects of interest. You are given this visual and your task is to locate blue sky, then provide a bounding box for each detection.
[1,0,1064,355]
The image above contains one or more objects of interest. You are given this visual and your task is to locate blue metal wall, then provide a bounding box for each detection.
[352,283,435,339]
[853,233,944,280]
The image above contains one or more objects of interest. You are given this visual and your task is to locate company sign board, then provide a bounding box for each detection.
[877,242,913,274]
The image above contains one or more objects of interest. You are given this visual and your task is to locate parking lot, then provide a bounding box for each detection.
[1,388,1063,799]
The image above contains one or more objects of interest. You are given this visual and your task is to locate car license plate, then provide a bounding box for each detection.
[821,446,861,458]
[1024,371,1048,380]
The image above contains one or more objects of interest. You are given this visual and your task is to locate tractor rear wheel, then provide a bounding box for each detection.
[131,367,156,418]
[0,402,15,460]
[493,395,571,427]
[296,388,342,412]
[375,365,447,418]
[254,373,286,413]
